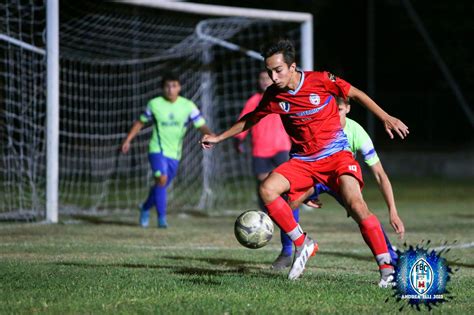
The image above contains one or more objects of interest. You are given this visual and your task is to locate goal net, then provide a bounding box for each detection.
[0,0,311,220]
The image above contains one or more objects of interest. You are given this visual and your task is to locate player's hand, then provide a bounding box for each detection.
[304,198,323,209]
[384,115,409,139]
[121,141,131,154]
[390,212,405,239]
[201,134,219,149]
[234,139,244,154]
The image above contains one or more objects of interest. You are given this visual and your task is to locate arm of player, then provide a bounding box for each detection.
[370,161,405,239]
[201,112,261,149]
[347,86,409,139]
[121,120,144,154]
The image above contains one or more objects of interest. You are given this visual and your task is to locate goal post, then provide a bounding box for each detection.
[1,0,313,221]
[46,0,59,223]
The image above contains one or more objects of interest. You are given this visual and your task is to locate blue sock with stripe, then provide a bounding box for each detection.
[281,208,300,256]
[381,225,398,264]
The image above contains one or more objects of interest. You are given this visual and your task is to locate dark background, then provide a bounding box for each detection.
[195,0,474,150]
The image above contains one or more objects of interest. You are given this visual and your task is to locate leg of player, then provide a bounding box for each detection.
[338,175,395,287]
[260,172,318,280]
[272,207,300,270]
[255,172,269,212]
[153,155,180,228]
[153,175,168,228]
[302,183,398,265]
[139,187,155,227]
[140,152,164,228]
[270,152,302,270]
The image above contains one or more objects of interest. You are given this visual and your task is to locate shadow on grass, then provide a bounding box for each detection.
[163,255,256,267]
[447,260,474,269]
[54,258,278,280]
[451,213,474,219]
[321,251,374,262]
[67,214,137,227]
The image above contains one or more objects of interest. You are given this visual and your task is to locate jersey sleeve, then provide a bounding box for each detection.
[139,102,153,123]
[188,102,206,128]
[352,122,380,166]
[322,71,351,98]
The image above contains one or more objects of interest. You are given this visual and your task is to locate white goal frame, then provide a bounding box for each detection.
[32,0,313,222]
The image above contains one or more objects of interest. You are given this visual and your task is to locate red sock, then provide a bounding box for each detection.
[359,215,392,270]
[265,197,305,246]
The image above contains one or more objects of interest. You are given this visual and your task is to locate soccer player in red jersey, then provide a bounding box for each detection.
[234,70,298,269]
[201,39,409,283]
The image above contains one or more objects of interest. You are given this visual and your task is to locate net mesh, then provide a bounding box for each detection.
[0,0,46,220]
[1,0,302,219]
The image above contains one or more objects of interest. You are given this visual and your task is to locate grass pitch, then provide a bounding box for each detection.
[0,178,473,314]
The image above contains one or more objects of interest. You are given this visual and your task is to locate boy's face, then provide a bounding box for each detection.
[258,71,273,92]
[163,80,181,101]
[338,102,350,121]
[265,53,296,89]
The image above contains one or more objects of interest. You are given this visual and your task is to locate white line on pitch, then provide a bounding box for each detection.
[432,242,474,251]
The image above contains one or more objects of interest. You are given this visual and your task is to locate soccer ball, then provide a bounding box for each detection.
[234,210,274,249]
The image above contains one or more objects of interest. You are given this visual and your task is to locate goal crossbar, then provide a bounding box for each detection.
[115,1,313,70]
[115,0,312,22]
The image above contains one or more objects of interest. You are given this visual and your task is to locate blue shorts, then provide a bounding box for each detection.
[311,183,345,207]
[253,151,289,175]
[149,152,179,181]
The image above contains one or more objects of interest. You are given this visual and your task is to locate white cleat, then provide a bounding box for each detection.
[378,273,396,288]
[288,234,318,280]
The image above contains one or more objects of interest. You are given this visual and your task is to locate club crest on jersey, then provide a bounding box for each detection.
[309,93,320,106]
[279,101,290,112]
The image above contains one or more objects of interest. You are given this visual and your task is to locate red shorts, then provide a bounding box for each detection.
[273,150,364,202]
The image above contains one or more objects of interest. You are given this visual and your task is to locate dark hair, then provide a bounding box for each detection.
[161,72,180,87]
[262,39,296,65]
[336,96,350,105]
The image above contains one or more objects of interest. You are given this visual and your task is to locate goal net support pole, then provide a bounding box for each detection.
[46,0,59,223]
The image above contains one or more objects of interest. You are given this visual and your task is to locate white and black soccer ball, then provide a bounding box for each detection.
[234,210,274,249]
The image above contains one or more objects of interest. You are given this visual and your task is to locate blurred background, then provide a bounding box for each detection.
[198,0,474,151]
[1,0,472,220]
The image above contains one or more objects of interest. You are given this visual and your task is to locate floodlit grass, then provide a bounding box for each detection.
[0,178,473,314]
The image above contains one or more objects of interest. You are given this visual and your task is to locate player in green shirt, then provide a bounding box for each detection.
[303,97,404,236]
[274,97,405,287]
[121,73,213,228]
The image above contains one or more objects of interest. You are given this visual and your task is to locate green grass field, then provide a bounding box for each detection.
[1,178,473,314]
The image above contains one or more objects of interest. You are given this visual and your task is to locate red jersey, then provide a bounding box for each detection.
[235,93,291,158]
[247,71,351,161]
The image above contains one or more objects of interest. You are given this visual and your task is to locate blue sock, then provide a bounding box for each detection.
[381,225,398,264]
[142,187,154,210]
[153,185,167,225]
[281,208,300,256]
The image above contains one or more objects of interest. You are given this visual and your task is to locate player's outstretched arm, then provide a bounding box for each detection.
[370,161,405,239]
[201,112,260,149]
[121,120,144,154]
[347,86,409,139]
